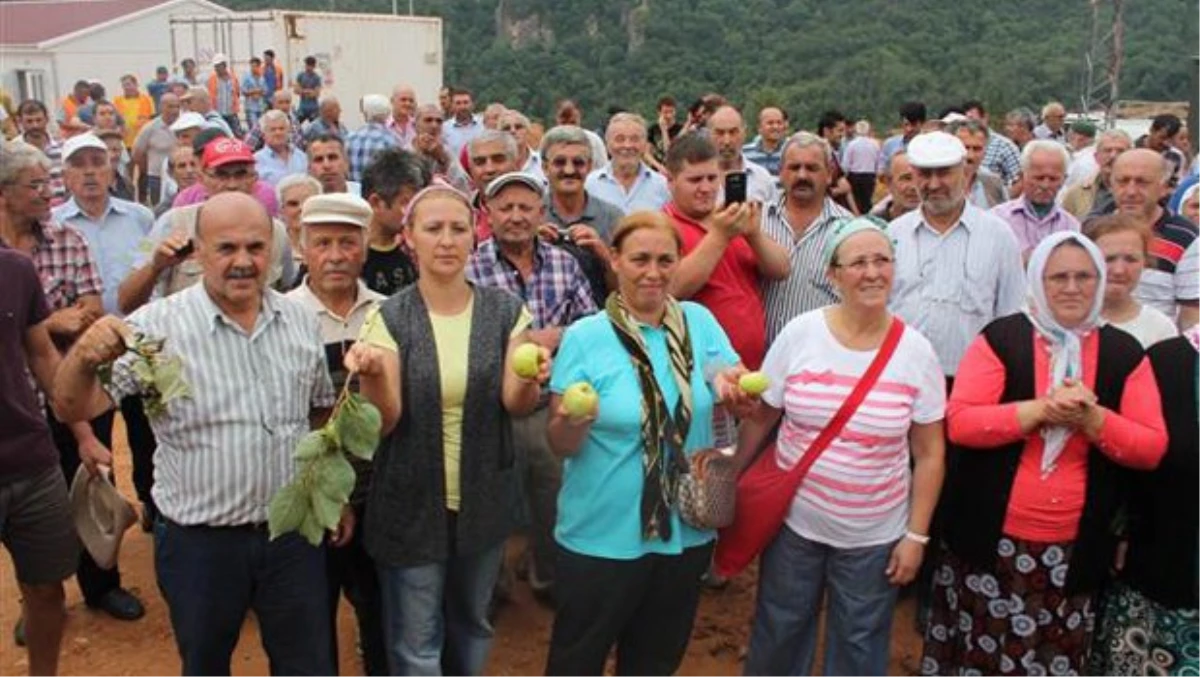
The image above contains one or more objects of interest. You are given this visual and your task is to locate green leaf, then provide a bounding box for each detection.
[312,453,355,505]
[295,430,332,460]
[267,484,308,541]
[334,394,382,460]
[297,508,325,547]
[311,490,342,531]
[153,355,192,405]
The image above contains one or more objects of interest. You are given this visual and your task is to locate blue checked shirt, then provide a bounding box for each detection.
[345,122,399,182]
[466,238,597,329]
[742,136,784,176]
[982,133,1022,186]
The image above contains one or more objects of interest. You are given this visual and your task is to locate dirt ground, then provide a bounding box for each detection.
[1,417,925,676]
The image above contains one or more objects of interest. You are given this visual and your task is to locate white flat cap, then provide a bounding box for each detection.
[211,53,228,66]
[301,192,373,229]
[170,112,205,132]
[907,131,966,169]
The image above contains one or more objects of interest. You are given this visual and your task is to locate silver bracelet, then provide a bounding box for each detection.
[904,530,930,545]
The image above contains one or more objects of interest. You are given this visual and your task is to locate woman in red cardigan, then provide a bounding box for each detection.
[920,231,1168,676]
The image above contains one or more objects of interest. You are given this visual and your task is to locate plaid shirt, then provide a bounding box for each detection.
[19,220,104,311]
[982,132,1022,186]
[466,238,597,329]
[345,122,399,182]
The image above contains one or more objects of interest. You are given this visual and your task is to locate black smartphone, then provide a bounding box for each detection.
[175,239,195,259]
[724,171,747,205]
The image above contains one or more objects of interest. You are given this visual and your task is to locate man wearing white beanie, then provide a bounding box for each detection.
[345,94,399,182]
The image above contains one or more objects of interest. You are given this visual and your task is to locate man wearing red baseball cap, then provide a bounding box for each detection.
[119,136,298,314]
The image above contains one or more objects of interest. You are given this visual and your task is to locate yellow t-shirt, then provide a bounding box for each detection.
[359,298,531,511]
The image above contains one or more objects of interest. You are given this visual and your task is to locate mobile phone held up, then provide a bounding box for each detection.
[724,171,748,205]
[175,239,195,259]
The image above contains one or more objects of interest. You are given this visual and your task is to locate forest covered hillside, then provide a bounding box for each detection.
[224,0,1196,128]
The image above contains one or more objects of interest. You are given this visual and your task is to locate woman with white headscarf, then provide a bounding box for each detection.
[921,231,1168,676]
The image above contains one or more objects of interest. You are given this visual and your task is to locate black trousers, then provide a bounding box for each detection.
[120,396,157,514]
[326,502,387,676]
[546,541,714,676]
[45,406,120,604]
[848,172,878,213]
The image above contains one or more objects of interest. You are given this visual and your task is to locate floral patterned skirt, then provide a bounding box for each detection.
[920,536,1096,676]
[1089,581,1200,676]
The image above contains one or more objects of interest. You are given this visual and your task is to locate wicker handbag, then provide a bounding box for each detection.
[676,450,737,530]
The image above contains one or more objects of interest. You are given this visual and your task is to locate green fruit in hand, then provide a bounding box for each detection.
[739,371,770,396]
[562,382,599,419]
[512,342,542,379]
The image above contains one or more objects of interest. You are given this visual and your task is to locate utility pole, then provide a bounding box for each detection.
[1081,0,1124,126]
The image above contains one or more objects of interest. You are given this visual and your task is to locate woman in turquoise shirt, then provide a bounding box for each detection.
[544,210,757,675]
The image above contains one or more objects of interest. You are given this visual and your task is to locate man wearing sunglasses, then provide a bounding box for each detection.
[540,125,623,308]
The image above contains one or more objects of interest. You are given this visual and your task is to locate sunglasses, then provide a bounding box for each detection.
[549,157,588,170]
[210,166,253,180]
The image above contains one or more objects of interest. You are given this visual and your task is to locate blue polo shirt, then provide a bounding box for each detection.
[549,302,739,560]
[52,196,155,316]
[584,163,671,215]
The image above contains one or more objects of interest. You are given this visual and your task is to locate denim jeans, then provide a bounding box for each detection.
[377,540,505,676]
[154,519,333,675]
[744,527,899,676]
[327,502,387,675]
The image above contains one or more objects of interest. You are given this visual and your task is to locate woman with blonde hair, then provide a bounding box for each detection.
[346,184,546,675]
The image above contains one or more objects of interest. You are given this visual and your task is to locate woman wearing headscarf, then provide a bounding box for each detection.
[1089,325,1199,675]
[346,184,546,675]
[736,217,947,676]
[921,231,1168,676]
[1086,215,1177,348]
[543,210,755,675]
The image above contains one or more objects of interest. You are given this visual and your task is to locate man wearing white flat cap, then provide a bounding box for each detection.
[345,95,399,183]
[285,192,388,674]
[888,131,1025,386]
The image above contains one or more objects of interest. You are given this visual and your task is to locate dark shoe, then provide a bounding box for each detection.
[13,616,25,647]
[88,588,145,621]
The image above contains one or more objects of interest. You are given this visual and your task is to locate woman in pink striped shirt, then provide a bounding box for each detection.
[736,217,947,675]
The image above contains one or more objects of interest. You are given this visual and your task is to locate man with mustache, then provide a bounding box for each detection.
[118,137,296,314]
[466,129,519,241]
[285,193,388,675]
[990,140,1080,261]
[889,131,1025,386]
[1062,129,1133,220]
[585,112,670,215]
[870,149,922,222]
[949,119,1008,209]
[466,172,596,603]
[539,125,624,307]
[760,131,853,345]
[307,133,359,196]
[56,191,341,676]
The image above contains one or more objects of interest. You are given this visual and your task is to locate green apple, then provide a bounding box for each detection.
[512,343,542,379]
[738,371,770,396]
[562,382,599,419]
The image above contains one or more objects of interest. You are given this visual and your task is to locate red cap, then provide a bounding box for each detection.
[201,137,254,169]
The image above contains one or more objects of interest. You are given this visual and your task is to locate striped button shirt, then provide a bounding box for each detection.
[761,196,853,345]
[888,204,1027,376]
[104,284,335,527]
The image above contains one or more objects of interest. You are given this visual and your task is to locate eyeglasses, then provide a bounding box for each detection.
[832,255,894,273]
[210,166,253,181]
[1043,271,1098,289]
[13,180,51,193]
[549,157,588,170]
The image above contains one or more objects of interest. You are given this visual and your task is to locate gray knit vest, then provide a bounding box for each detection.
[364,284,525,567]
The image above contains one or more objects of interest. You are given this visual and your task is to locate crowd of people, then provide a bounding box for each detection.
[1,51,1198,677]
